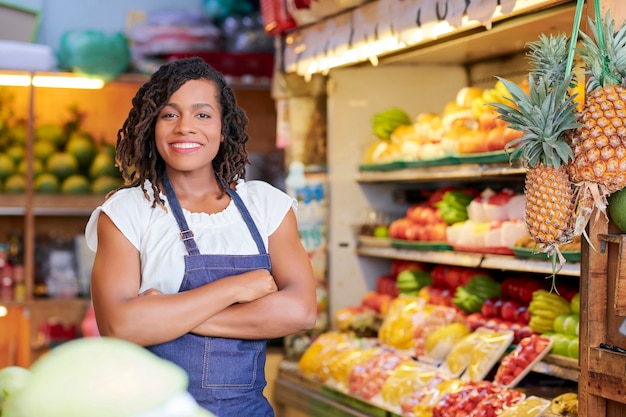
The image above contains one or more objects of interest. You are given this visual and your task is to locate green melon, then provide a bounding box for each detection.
[91,175,121,195]
[7,125,27,146]
[608,188,626,233]
[0,154,15,180]
[61,174,91,195]
[46,152,78,180]
[4,174,26,193]
[17,159,44,178]
[89,152,118,179]
[35,124,66,147]
[34,141,58,163]
[34,173,60,194]
[66,132,96,169]
[5,146,25,165]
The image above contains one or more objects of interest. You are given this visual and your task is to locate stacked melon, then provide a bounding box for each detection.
[0,122,122,195]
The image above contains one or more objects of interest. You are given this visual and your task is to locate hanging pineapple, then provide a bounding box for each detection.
[569,12,626,230]
[491,33,581,282]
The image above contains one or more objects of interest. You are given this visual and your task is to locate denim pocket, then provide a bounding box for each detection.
[202,337,263,389]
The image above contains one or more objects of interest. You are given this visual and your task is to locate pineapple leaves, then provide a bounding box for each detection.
[579,12,626,89]
[489,73,578,169]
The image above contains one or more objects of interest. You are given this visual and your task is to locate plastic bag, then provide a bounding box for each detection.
[58,30,130,81]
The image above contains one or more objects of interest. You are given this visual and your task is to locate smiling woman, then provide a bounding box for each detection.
[85,57,317,417]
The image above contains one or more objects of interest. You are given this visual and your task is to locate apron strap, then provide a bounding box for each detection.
[163,172,268,256]
[226,187,268,255]
[163,173,201,256]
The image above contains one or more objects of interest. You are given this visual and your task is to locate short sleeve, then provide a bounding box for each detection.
[238,180,297,236]
[85,187,155,252]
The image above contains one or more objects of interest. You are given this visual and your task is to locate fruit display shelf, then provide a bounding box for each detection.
[355,161,525,184]
[0,194,104,216]
[356,240,581,277]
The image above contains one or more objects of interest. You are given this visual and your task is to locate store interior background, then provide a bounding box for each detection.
[8,0,287,186]
[1,0,302,411]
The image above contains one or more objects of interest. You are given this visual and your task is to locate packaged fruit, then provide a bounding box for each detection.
[441,327,497,377]
[413,305,461,358]
[432,380,523,417]
[380,361,438,407]
[348,349,412,400]
[378,296,426,350]
[423,322,470,361]
[462,328,515,381]
[298,331,358,380]
[399,377,460,416]
[327,347,380,389]
[493,334,552,388]
[498,395,551,416]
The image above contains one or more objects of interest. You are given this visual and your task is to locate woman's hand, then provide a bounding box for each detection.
[138,269,276,305]
[228,269,277,303]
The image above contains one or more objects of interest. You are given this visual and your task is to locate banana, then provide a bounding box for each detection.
[529,300,570,316]
[529,315,555,333]
[547,392,579,416]
[533,290,571,306]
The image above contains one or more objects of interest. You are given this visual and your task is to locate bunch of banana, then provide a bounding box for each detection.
[528,290,572,333]
[372,107,412,140]
[543,392,578,416]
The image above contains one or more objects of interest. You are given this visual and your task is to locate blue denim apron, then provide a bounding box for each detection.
[147,174,274,417]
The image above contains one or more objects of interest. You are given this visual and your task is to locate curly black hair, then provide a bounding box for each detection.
[112,57,250,209]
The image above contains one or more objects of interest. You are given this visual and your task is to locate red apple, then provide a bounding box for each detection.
[430,222,448,242]
[466,312,486,330]
[515,306,531,325]
[501,300,523,322]
[405,223,424,241]
[388,218,412,239]
[431,265,448,288]
[376,274,398,297]
[428,286,444,305]
[516,325,536,340]
[406,204,425,222]
[481,297,498,318]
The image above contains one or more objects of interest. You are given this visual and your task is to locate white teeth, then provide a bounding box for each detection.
[172,142,200,149]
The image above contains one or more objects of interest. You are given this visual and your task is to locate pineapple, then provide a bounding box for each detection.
[570,13,626,226]
[491,33,581,282]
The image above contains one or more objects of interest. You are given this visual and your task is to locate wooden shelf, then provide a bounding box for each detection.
[356,243,581,277]
[0,194,104,216]
[355,163,525,184]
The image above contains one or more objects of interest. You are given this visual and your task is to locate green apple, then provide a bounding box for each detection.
[553,314,568,334]
[562,314,579,336]
[567,338,579,359]
[551,333,574,357]
[373,225,389,238]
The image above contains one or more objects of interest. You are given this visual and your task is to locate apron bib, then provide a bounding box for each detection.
[147,174,274,417]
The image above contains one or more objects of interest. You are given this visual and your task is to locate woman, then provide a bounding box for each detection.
[85,57,318,416]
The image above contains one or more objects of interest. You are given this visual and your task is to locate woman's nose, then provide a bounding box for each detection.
[175,114,195,134]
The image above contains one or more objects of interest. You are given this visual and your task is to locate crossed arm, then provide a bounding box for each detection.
[90,208,318,347]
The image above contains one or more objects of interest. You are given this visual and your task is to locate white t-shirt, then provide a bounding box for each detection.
[85,179,296,294]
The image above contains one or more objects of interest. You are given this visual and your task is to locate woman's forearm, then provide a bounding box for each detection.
[190,285,317,339]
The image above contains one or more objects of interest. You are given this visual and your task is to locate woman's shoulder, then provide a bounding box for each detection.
[237,180,292,204]
[102,182,159,208]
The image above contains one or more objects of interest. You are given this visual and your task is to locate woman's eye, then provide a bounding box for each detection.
[160,112,177,119]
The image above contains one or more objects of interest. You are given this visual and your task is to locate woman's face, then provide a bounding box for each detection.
[155,79,222,175]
